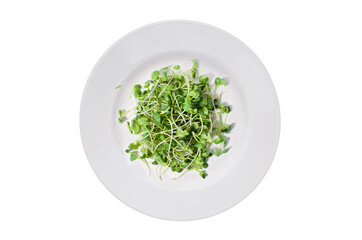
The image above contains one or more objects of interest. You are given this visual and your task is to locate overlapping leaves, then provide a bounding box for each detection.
[118,60,232,179]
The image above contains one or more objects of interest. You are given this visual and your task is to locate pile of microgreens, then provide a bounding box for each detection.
[117,60,232,180]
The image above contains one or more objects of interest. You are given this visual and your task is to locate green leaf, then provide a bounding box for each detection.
[175,74,183,80]
[152,112,162,124]
[191,122,199,130]
[141,147,149,156]
[177,95,185,103]
[194,142,205,150]
[205,84,210,92]
[215,77,226,87]
[151,70,159,80]
[213,149,222,157]
[189,90,199,99]
[213,136,225,144]
[191,69,196,79]
[114,85,122,89]
[198,106,208,115]
[138,117,148,128]
[199,75,209,84]
[221,105,231,113]
[176,129,189,137]
[160,104,169,111]
[173,65,180,70]
[191,59,198,70]
[166,84,173,91]
[128,142,141,150]
[130,152,138,161]
[136,105,142,112]
[133,84,142,98]
[161,65,171,70]
[206,133,213,143]
[183,97,192,112]
[144,80,152,88]
[207,98,213,110]
[162,72,167,82]
[197,96,206,107]
[127,121,133,133]
[221,124,232,133]
[222,148,230,154]
[199,171,207,179]
[133,124,140,134]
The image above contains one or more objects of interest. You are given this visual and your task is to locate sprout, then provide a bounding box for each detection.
[115,60,232,179]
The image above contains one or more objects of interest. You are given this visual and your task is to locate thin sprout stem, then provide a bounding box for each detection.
[136,104,158,115]
[170,109,183,132]
[168,119,173,154]
[192,132,201,143]
[198,115,203,135]
[172,150,200,180]
[138,81,159,104]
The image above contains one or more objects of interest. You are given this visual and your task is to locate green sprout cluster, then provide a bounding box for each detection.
[117,60,232,179]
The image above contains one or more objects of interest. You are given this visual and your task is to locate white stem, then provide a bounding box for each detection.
[172,150,199,180]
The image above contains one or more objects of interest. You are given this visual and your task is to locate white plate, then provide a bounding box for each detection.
[80,20,280,220]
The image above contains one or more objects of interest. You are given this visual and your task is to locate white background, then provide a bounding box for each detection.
[1,0,361,239]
